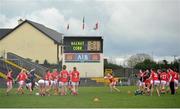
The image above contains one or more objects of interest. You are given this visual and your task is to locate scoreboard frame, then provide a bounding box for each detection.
[63,36,103,53]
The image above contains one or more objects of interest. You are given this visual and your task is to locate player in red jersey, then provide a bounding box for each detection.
[16,69,28,95]
[44,69,52,96]
[150,69,160,96]
[104,73,120,92]
[58,65,69,95]
[166,69,171,93]
[143,70,152,95]
[70,67,80,95]
[37,78,45,96]
[174,69,179,92]
[51,69,59,95]
[144,77,152,95]
[67,70,73,94]
[160,69,168,94]
[6,70,13,95]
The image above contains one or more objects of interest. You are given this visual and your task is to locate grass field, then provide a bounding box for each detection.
[0,86,180,108]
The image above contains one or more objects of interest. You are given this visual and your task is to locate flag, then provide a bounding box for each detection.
[67,24,69,30]
[82,16,85,30]
[93,22,98,30]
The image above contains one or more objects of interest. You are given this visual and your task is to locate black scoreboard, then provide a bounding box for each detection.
[63,36,103,53]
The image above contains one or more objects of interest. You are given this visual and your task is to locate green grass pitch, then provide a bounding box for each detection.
[0,86,180,108]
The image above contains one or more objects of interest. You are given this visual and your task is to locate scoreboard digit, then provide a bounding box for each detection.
[87,41,101,51]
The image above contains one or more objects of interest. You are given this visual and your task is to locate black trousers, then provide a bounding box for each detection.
[169,81,175,95]
[31,82,35,91]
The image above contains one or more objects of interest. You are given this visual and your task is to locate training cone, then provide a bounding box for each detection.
[127,90,132,95]
[93,97,99,102]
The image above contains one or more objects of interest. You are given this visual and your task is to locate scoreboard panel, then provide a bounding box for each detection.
[65,53,100,62]
[63,36,103,53]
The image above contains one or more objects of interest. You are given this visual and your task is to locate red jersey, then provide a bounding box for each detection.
[140,72,144,77]
[150,71,159,81]
[7,72,13,82]
[17,72,27,81]
[138,71,145,78]
[52,71,59,80]
[169,70,176,82]
[44,72,52,80]
[160,72,168,81]
[106,75,116,83]
[145,78,151,85]
[167,72,171,82]
[71,71,80,82]
[59,70,69,82]
[174,72,179,80]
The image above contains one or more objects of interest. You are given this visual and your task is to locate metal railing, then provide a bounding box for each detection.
[6,52,48,77]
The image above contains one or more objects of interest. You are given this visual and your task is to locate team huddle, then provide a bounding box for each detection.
[136,68,179,96]
[6,65,80,96]
[5,65,180,97]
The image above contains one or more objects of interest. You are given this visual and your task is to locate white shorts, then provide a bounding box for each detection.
[51,80,55,86]
[166,82,169,86]
[44,80,50,86]
[150,80,153,84]
[59,82,68,87]
[26,82,32,88]
[51,80,58,87]
[153,80,160,86]
[138,80,145,86]
[7,81,13,87]
[137,80,141,86]
[18,80,25,87]
[38,80,44,84]
[72,82,79,86]
[38,80,45,87]
[35,82,39,87]
[160,80,167,85]
[110,82,116,86]
[174,79,179,85]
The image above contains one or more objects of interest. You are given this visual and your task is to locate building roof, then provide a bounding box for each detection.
[64,36,103,40]
[64,36,102,38]
[0,20,63,44]
[0,29,13,39]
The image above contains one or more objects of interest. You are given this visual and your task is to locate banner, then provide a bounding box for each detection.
[65,53,100,62]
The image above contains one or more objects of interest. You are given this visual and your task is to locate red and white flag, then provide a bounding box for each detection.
[82,16,85,30]
[93,22,98,30]
[67,24,69,30]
